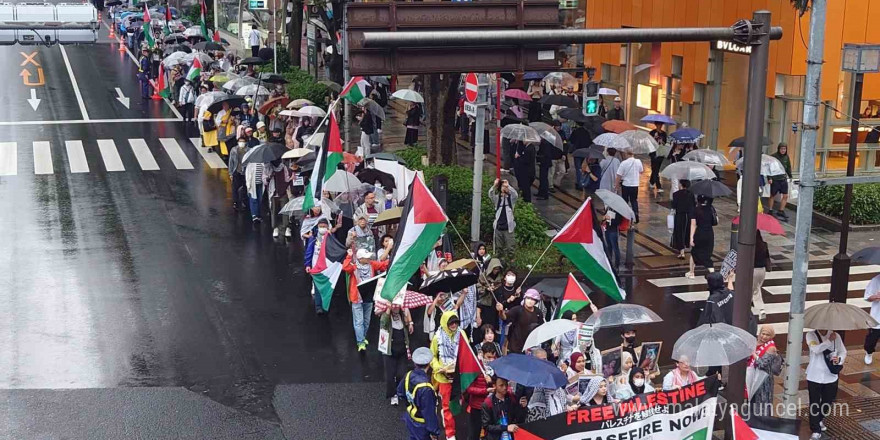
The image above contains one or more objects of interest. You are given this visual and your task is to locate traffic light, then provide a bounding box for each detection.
[583,80,599,116]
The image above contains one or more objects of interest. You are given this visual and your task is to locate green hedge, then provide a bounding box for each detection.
[254,47,330,106]
[814,183,880,225]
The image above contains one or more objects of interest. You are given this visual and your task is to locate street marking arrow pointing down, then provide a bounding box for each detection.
[115,87,130,109]
[27,89,40,111]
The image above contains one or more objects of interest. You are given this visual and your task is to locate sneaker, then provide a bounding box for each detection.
[207,147,214,153]
[390,395,399,406]
[866,352,874,365]
[820,421,827,432]
[273,228,280,238]
[810,433,822,440]
[285,227,292,238]
[779,211,790,220]
[759,310,767,321]
[658,189,664,194]
[254,217,262,223]
[357,343,366,352]
[364,339,369,345]
[252,216,258,222]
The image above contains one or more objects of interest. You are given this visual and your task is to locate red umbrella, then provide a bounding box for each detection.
[374,290,433,314]
[259,96,291,115]
[504,89,532,101]
[602,120,638,134]
[732,213,785,235]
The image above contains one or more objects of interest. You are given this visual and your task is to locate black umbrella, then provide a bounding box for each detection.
[572,147,605,160]
[557,108,588,123]
[206,95,247,114]
[357,168,396,190]
[318,80,342,93]
[366,152,407,165]
[241,56,269,66]
[729,136,773,148]
[164,33,187,44]
[528,277,571,299]
[260,73,289,84]
[852,247,880,264]
[187,35,207,43]
[106,0,122,6]
[690,179,733,198]
[296,151,316,164]
[165,44,192,54]
[539,94,580,108]
[241,142,287,165]
[193,41,225,51]
[420,268,479,296]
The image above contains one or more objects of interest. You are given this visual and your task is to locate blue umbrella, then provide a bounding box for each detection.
[523,72,547,81]
[489,354,568,389]
[641,114,678,126]
[670,127,704,144]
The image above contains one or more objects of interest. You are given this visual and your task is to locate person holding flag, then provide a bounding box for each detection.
[430,311,466,440]
[199,0,210,40]
[163,5,172,36]
[341,248,388,352]
[464,342,497,440]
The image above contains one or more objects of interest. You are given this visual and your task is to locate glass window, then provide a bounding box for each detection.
[559,0,586,69]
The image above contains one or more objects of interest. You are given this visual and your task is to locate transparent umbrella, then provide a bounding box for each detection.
[683,149,732,168]
[391,89,424,103]
[501,124,541,143]
[542,72,578,89]
[529,122,563,151]
[297,105,327,118]
[324,171,363,193]
[333,183,386,204]
[182,26,203,37]
[735,155,786,176]
[162,51,188,68]
[594,189,635,220]
[236,84,270,96]
[583,304,663,329]
[183,51,212,66]
[193,91,228,110]
[357,98,386,121]
[286,98,314,109]
[659,161,716,181]
[223,76,258,93]
[592,133,630,151]
[522,320,582,352]
[618,130,659,155]
[671,323,757,367]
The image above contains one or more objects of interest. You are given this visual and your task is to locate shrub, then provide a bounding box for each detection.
[281,68,330,107]
[814,183,880,225]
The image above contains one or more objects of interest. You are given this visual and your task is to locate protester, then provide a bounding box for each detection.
[616,151,644,223]
[536,140,554,200]
[265,159,293,238]
[805,329,846,439]
[477,259,504,337]
[662,356,702,391]
[255,121,268,142]
[346,214,376,254]
[552,311,580,361]
[475,324,502,356]
[670,180,695,260]
[354,191,385,237]
[304,218,332,314]
[178,79,196,126]
[228,137,248,212]
[465,343,497,440]
[472,242,491,271]
[698,272,734,327]
[489,179,517,260]
[431,311,465,440]
[580,157,601,198]
[606,97,625,121]
[499,289,545,354]
[380,303,412,406]
[614,367,655,400]
[512,140,536,203]
[748,325,783,417]
[687,195,716,278]
[767,143,793,220]
[580,377,614,407]
[525,349,570,422]
[405,102,421,146]
[481,376,528,440]
[398,347,443,440]
[245,160,267,224]
[357,110,377,157]
[342,249,388,351]
[610,351,635,395]
[753,231,771,321]
[598,148,620,191]
[864,275,880,365]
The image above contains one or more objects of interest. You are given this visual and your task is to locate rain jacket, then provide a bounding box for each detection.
[430,311,468,384]
[201,110,219,148]
[698,272,734,326]
[341,255,388,303]
[478,258,504,307]
[488,186,517,233]
[396,368,442,437]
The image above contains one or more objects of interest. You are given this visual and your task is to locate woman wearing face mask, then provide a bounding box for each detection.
[383,192,397,210]
[304,218,332,314]
[498,289,545,354]
[611,351,635,396]
[614,367,655,400]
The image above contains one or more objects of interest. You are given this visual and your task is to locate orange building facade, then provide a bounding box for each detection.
[576,0,880,174]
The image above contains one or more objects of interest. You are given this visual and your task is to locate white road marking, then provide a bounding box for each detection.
[188,138,227,169]
[97,139,125,172]
[59,45,90,121]
[32,141,53,175]
[159,138,193,170]
[117,36,183,120]
[64,140,89,173]
[0,118,183,126]
[648,265,880,288]
[0,142,17,176]
[127,139,160,171]
[762,280,872,296]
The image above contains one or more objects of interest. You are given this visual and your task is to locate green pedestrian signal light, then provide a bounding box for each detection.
[584,97,599,116]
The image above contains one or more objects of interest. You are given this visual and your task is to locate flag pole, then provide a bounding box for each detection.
[300,96,342,151]
[461,330,488,377]
[444,216,499,304]
[519,239,554,287]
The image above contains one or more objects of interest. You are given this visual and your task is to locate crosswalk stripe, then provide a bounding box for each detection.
[672,280,875,302]
[0,142,17,176]
[33,141,53,175]
[648,265,880,288]
[97,139,125,172]
[159,138,194,170]
[127,139,160,171]
[65,141,89,173]
[188,138,227,169]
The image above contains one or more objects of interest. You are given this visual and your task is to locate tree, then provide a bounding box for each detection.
[313,0,344,84]
[287,0,303,68]
[423,74,461,165]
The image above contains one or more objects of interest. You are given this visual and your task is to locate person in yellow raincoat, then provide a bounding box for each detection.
[430,311,466,440]
[201,108,220,154]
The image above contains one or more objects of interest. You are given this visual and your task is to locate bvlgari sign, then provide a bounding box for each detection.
[712,40,752,54]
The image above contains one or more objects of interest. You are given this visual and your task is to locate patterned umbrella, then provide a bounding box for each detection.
[403,291,434,309]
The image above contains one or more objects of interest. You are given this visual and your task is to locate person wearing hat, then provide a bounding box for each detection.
[177,79,196,126]
[268,125,284,143]
[607,96,625,121]
[138,47,152,99]
[305,218,332,314]
[255,121,268,142]
[430,311,467,440]
[342,248,389,351]
[498,288,545,354]
[397,347,442,440]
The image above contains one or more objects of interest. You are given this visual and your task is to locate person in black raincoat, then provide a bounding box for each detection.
[512,140,536,203]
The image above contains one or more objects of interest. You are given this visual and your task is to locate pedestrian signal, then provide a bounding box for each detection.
[584,96,599,116]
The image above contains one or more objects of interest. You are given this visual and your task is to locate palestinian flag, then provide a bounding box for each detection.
[449,332,482,416]
[552,198,625,302]
[303,113,343,212]
[163,6,172,36]
[157,63,172,99]
[378,174,447,301]
[683,428,710,440]
[186,56,202,82]
[340,76,369,104]
[212,29,221,43]
[731,408,757,440]
[556,273,591,318]
[308,233,347,311]
[143,6,155,48]
[199,0,210,40]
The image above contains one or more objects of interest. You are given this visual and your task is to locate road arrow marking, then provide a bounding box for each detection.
[27,89,41,111]
[115,87,130,109]
[20,68,45,86]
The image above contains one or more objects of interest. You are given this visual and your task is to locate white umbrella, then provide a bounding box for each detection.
[594,189,635,220]
[162,51,188,67]
[236,84,270,96]
[280,196,306,215]
[735,154,786,176]
[671,323,757,367]
[183,51,213,66]
[182,26,203,37]
[618,130,659,155]
[193,91,228,109]
[282,148,312,160]
[804,302,879,331]
[287,98,314,109]
[522,320,582,352]
[683,149,732,168]
[583,304,663,329]
[297,105,327,117]
[592,133,630,151]
[500,124,541,143]
[659,161,716,181]
[278,109,301,117]
[324,171,363,193]
[391,89,424,103]
[223,76,258,93]
[598,88,619,96]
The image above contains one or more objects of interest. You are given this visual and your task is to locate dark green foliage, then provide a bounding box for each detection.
[814,184,880,225]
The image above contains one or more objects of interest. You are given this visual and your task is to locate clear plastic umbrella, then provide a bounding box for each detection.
[193,91,228,110]
[671,323,757,367]
[529,122,563,151]
[357,98,386,121]
[598,87,619,96]
[223,76,258,93]
[522,320,582,352]
[542,72,578,89]
[162,51,188,67]
[236,84,270,96]
[594,189,635,220]
[592,133,630,151]
[659,161,716,181]
[391,89,424,103]
[297,105,327,118]
[501,124,541,143]
[182,26,203,37]
[735,155,786,176]
[286,98,314,109]
[618,130,659,155]
[333,183,386,204]
[683,149,732,167]
[583,304,663,329]
[324,171,363,193]
[183,51,213,66]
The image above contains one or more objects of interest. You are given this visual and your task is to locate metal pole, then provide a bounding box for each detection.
[829,72,863,310]
[273,0,277,73]
[727,11,770,432]
[342,5,350,152]
[237,0,243,51]
[471,79,486,242]
[782,0,826,418]
[496,73,502,179]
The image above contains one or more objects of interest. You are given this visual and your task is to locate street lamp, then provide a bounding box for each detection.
[829,44,880,309]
